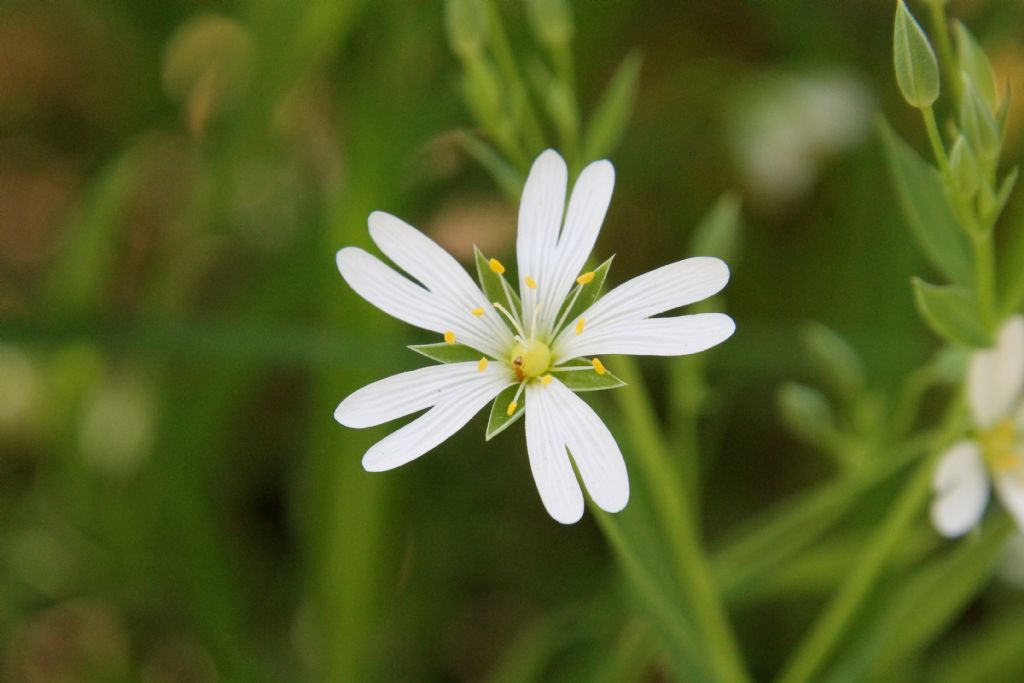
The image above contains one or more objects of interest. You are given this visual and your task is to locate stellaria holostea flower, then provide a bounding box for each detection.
[334,149,735,523]
[931,316,1024,537]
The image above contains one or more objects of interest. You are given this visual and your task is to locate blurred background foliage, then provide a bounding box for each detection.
[2,0,1024,681]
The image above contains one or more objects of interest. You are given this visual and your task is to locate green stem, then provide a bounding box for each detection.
[774,448,939,683]
[921,106,951,176]
[615,359,750,683]
[926,0,962,105]
[972,230,997,329]
[484,0,546,155]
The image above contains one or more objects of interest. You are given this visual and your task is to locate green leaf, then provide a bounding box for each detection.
[554,256,614,333]
[486,383,524,440]
[458,133,525,202]
[893,0,940,108]
[552,363,627,392]
[954,20,997,111]
[474,245,521,331]
[583,50,642,162]
[880,122,973,286]
[911,278,992,347]
[409,342,486,364]
[988,166,1018,226]
[776,383,835,446]
[801,323,866,400]
[960,74,1000,162]
[689,191,743,263]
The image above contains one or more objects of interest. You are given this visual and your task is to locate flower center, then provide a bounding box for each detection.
[980,419,1020,474]
[510,340,552,380]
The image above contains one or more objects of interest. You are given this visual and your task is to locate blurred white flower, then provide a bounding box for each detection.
[334,149,735,523]
[729,70,873,205]
[931,316,1024,537]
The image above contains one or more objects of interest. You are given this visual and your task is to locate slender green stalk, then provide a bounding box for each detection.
[921,106,951,176]
[774,449,939,683]
[971,230,997,329]
[614,359,750,683]
[484,0,546,155]
[926,0,962,104]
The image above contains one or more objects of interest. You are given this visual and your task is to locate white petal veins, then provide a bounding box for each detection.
[517,150,568,325]
[361,369,509,472]
[368,211,512,350]
[930,440,991,538]
[335,362,509,428]
[525,381,585,524]
[539,160,616,335]
[546,379,629,513]
[555,313,735,361]
[337,248,445,332]
[968,315,1024,428]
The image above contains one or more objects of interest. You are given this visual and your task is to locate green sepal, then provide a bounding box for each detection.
[880,121,973,286]
[954,20,998,111]
[552,362,627,392]
[911,278,992,347]
[486,384,524,440]
[474,245,521,331]
[554,256,614,332]
[989,166,1018,224]
[893,0,939,109]
[409,342,485,364]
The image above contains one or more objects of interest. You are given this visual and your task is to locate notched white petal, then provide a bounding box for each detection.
[360,369,508,472]
[930,440,990,537]
[556,313,735,361]
[969,315,1024,428]
[525,382,585,524]
[517,149,568,316]
[335,362,488,428]
[336,247,443,332]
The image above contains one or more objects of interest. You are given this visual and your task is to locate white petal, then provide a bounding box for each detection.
[525,381,584,524]
[360,368,508,472]
[336,362,506,428]
[968,315,1024,428]
[570,257,730,332]
[517,150,568,322]
[538,160,615,334]
[368,211,512,354]
[555,313,735,361]
[337,247,444,332]
[930,441,990,537]
[543,379,629,513]
[996,473,1024,532]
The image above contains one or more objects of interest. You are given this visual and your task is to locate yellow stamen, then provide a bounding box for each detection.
[477,357,488,372]
[525,276,537,289]
[592,358,606,375]
[471,307,484,317]
[506,401,518,416]
[575,318,586,335]
[541,374,553,385]
[489,258,506,274]
[576,271,595,285]
[982,419,1020,474]
[444,330,456,344]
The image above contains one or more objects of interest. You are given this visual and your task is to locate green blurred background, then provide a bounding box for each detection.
[2,0,1024,681]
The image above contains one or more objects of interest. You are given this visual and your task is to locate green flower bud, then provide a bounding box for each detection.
[445,0,489,61]
[524,0,573,48]
[954,21,998,112]
[893,0,940,109]
[960,73,1000,162]
[949,135,980,198]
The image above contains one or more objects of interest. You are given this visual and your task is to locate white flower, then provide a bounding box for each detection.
[334,149,735,524]
[931,316,1024,537]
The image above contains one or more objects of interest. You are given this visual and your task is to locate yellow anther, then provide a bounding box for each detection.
[541,374,553,385]
[477,357,489,372]
[576,271,595,285]
[507,401,518,416]
[525,276,538,289]
[489,258,506,274]
[444,330,456,344]
[983,419,1020,474]
[592,358,606,375]
[471,307,485,317]
[575,318,586,336]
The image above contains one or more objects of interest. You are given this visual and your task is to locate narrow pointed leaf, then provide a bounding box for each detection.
[459,133,525,202]
[583,50,643,161]
[409,342,487,363]
[880,122,973,285]
[486,383,525,440]
[893,0,939,108]
[911,278,992,347]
